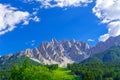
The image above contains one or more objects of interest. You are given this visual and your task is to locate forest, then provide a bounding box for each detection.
[67,63,120,80]
[1,60,120,80]
[0,59,75,80]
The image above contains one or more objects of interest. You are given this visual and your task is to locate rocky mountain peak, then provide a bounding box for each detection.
[2,36,120,67]
[51,38,59,44]
[70,39,76,43]
[15,39,90,66]
[90,35,120,55]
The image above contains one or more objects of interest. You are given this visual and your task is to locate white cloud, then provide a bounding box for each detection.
[0,4,30,35]
[93,0,120,23]
[99,34,109,42]
[32,16,40,22]
[24,0,93,8]
[99,21,120,42]
[108,21,120,36]
[25,40,36,46]
[31,40,36,46]
[93,0,120,42]
[43,0,92,8]
[23,0,34,3]
[88,39,95,42]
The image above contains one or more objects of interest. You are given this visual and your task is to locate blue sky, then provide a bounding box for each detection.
[0,0,120,56]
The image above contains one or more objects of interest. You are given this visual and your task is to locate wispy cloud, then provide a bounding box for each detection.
[88,39,95,42]
[25,40,36,46]
[93,0,120,42]
[32,16,40,22]
[23,0,93,8]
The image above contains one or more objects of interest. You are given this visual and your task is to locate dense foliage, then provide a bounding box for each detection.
[1,45,120,80]
[0,59,75,80]
[1,61,120,80]
[46,64,58,70]
[67,63,120,80]
[0,56,40,70]
[9,60,53,80]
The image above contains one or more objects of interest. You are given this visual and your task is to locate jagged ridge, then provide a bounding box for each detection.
[1,35,120,67]
[20,39,90,66]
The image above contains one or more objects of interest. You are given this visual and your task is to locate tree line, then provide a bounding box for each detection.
[1,60,120,80]
[67,63,120,80]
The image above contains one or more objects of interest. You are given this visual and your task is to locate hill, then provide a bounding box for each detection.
[0,55,40,70]
[82,46,120,63]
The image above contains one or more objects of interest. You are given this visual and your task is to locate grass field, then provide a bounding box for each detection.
[52,68,75,80]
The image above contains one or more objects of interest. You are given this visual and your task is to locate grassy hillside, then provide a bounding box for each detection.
[2,46,120,79]
[52,68,75,80]
[2,59,120,80]
[82,46,120,63]
[0,59,76,80]
[0,55,41,70]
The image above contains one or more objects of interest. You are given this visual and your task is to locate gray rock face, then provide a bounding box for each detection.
[19,39,90,66]
[2,36,120,67]
[90,35,120,55]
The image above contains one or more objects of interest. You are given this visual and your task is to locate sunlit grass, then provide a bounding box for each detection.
[52,68,75,80]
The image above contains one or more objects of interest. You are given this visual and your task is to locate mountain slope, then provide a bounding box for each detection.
[0,39,90,67]
[90,35,120,55]
[1,35,120,67]
[0,54,40,70]
[82,46,120,63]
[18,39,90,66]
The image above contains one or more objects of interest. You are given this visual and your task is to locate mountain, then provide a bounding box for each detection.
[0,39,90,67]
[1,35,120,67]
[0,54,40,70]
[82,46,120,63]
[21,39,91,66]
[90,35,120,55]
